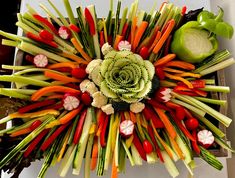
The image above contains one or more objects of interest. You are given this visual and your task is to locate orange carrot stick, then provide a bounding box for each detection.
[113,35,124,50]
[176,72,201,78]
[47,62,78,70]
[154,53,176,66]
[163,67,185,74]
[154,107,177,139]
[153,19,175,54]
[148,31,161,53]
[111,157,118,178]
[71,38,92,62]
[31,86,80,101]
[169,135,184,160]
[91,137,99,170]
[164,60,195,70]
[132,21,148,51]
[46,94,64,100]
[164,72,193,88]
[129,111,137,123]
[44,71,81,83]
[10,128,31,137]
[131,16,138,46]
[62,52,88,64]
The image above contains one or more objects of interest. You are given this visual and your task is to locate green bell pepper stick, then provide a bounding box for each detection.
[171,21,218,63]
[197,7,234,39]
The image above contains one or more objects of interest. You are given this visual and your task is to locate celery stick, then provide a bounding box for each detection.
[63,0,77,25]
[131,144,142,165]
[0,88,30,99]
[121,140,135,166]
[194,96,227,106]
[58,144,76,177]
[0,115,55,169]
[205,79,215,85]
[73,108,93,175]
[214,136,235,153]
[118,7,128,35]
[13,68,63,76]
[85,134,94,178]
[156,3,170,28]
[1,88,36,95]
[39,3,64,26]
[201,85,230,93]
[146,152,158,164]
[200,58,235,76]
[162,4,175,29]
[161,151,179,178]
[20,41,70,62]
[21,15,41,32]
[114,126,120,167]
[0,75,51,87]
[26,4,37,15]
[2,65,34,70]
[113,0,121,40]
[171,98,206,117]
[1,39,19,47]
[0,30,22,42]
[118,142,126,172]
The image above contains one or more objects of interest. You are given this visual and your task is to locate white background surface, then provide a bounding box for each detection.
[2,0,235,177]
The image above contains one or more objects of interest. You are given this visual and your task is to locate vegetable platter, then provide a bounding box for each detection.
[0,0,234,177]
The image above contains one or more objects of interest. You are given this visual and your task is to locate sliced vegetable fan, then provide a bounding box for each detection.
[0,0,234,178]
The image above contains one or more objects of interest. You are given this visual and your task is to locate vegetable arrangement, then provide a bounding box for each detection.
[0,0,234,178]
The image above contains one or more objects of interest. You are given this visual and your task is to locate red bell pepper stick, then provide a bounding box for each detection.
[164,35,172,56]
[175,106,186,120]
[30,120,42,130]
[84,8,96,35]
[174,90,198,96]
[120,112,125,122]
[69,24,81,33]
[184,108,193,119]
[33,14,58,35]
[192,88,208,97]
[147,126,164,162]
[44,102,64,110]
[26,32,58,48]
[142,106,164,128]
[191,130,201,155]
[18,99,56,113]
[54,67,72,73]
[133,132,147,161]
[121,23,129,38]
[170,111,195,142]
[40,122,70,151]
[24,129,50,157]
[100,115,109,147]
[147,99,171,111]
[190,80,206,88]
[99,31,105,47]
[73,108,88,144]
[155,67,165,80]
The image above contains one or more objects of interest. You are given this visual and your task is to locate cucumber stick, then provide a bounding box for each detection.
[85,134,95,178]
[176,134,192,164]
[87,5,101,58]
[73,108,93,175]
[131,144,142,165]
[161,151,179,178]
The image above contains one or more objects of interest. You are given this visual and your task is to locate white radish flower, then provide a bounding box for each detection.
[118,40,131,51]
[119,120,134,137]
[58,26,71,39]
[33,54,48,68]
[155,87,172,102]
[197,130,215,149]
[63,95,80,111]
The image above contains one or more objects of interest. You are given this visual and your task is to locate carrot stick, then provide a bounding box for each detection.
[154,53,176,66]
[164,61,195,70]
[47,62,78,70]
[31,86,80,101]
[150,120,173,159]
[113,35,123,50]
[62,52,88,64]
[10,128,31,137]
[164,72,193,88]
[111,157,118,178]
[90,137,99,170]
[163,67,185,74]
[46,94,64,100]
[44,71,81,83]
[168,135,184,160]
[153,19,175,54]
[57,126,72,162]
[132,21,148,51]
[148,31,161,53]
[176,72,201,78]
[129,111,137,123]
[71,38,92,62]
[154,107,177,139]
[131,16,138,46]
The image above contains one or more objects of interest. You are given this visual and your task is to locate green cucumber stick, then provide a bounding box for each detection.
[118,7,128,35]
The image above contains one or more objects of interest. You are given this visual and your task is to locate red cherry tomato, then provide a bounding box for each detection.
[39,30,54,41]
[30,120,42,130]
[139,46,149,60]
[81,92,92,106]
[184,118,199,131]
[143,140,153,154]
[71,67,87,79]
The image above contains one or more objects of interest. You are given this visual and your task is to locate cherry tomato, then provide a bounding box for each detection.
[139,46,149,60]
[143,140,153,154]
[175,106,186,120]
[81,92,92,106]
[184,118,199,130]
[30,120,42,130]
[71,67,87,79]
[39,30,54,41]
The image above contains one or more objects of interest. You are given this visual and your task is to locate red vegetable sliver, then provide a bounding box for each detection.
[191,130,201,155]
[33,14,58,35]
[40,122,70,151]
[84,8,96,35]
[18,99,56,113]
[69,24,81,33]
[133,132,147,161]
[73,108,87,144]
[100,115,109,147]
[99,31,105,47]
